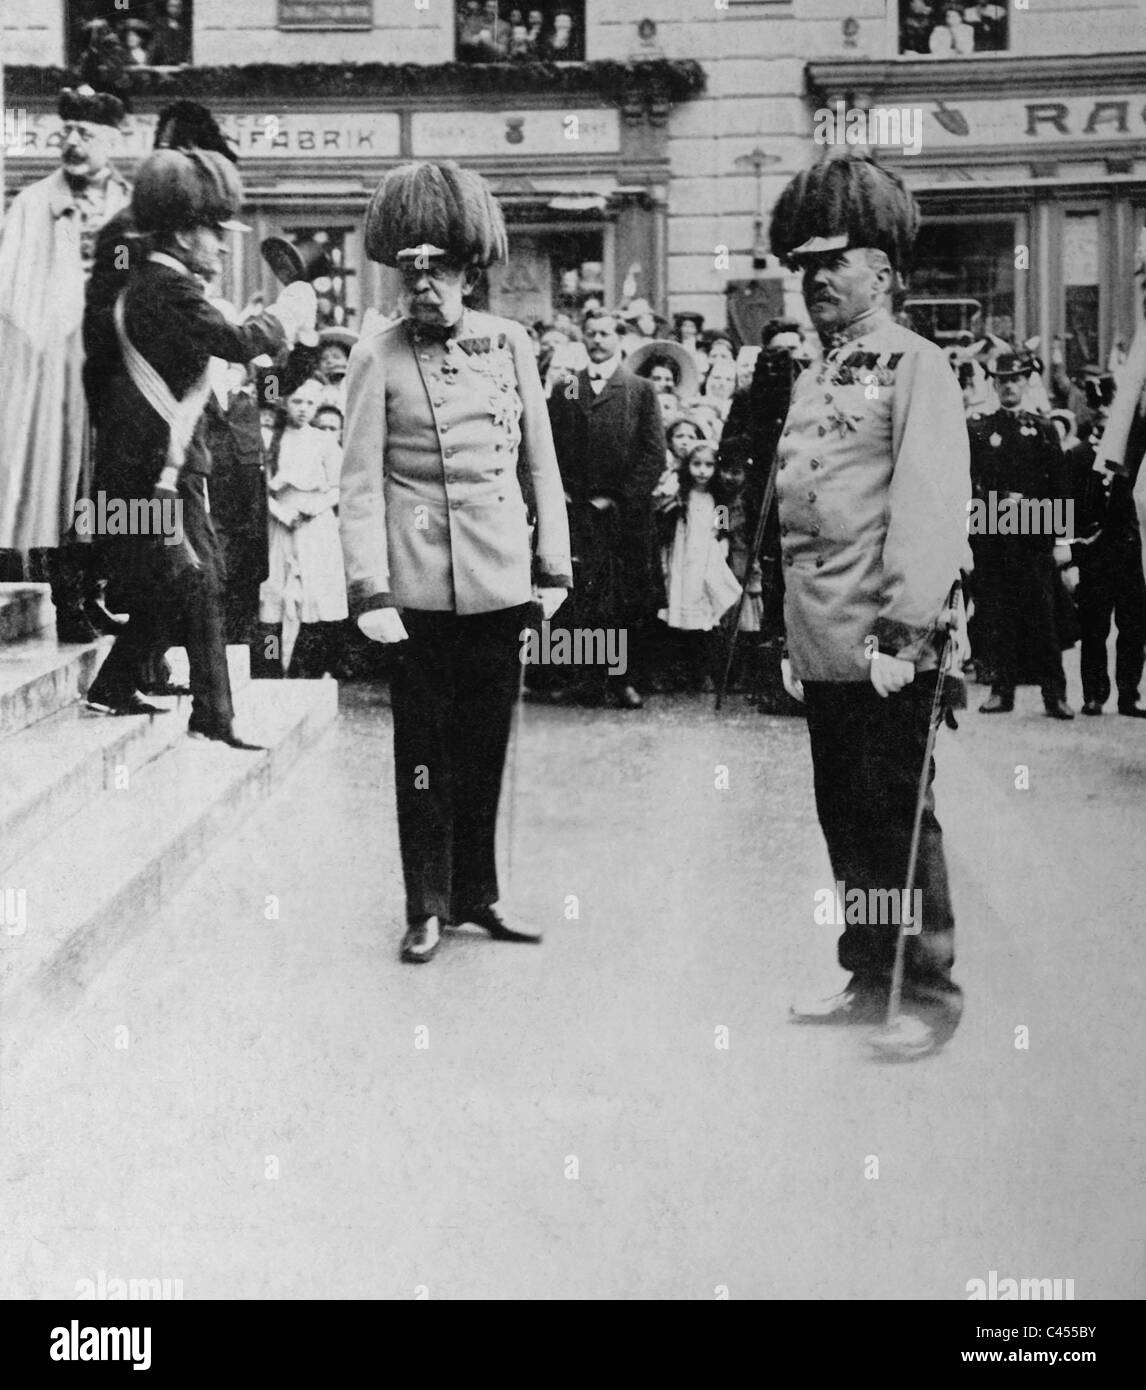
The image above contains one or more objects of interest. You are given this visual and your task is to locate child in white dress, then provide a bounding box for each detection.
[258,378,348,677]
[655,439,741,691]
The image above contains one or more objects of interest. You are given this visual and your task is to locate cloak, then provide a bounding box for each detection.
[0,167,131,549]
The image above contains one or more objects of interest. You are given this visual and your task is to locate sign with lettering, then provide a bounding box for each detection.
[921,95,1146,150]
[412,109,621,158]
[6,111,400,160]
[277,0,374,27]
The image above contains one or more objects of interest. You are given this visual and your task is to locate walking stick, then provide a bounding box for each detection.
[503,597,541,889]
[870,588,962,1053]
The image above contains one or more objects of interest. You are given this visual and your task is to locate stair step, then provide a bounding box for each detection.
[0,635,112,740]
[0,677,339,1034]
[0,642,256,875]
[0,584,54,642]
[0,637,250,740]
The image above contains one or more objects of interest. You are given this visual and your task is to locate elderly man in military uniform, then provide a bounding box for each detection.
[769,153,971,1060]
[968,352,1075,719]
[340,161,572,965]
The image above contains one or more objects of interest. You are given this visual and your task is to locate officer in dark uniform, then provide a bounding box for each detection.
[1066,390,1146,717]
[968,352,1075,718]
[84,148,315,744]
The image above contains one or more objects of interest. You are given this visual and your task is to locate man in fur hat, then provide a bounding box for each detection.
[769,152,971,1059]
[83,147,316,744]
[0,86,132,634]
[340,161,571,964]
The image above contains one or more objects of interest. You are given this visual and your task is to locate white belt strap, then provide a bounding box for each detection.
[113,290,213,490]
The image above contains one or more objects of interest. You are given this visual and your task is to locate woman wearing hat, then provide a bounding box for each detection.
[340,161,572,964]
[85,147,317,743]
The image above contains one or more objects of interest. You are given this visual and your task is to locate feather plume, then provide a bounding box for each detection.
[768,151,920,272]
[365,161,508,268]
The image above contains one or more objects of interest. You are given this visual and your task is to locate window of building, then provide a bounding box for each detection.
[67,0,193,70]
[898,2,1008,58]
[455,2,585,63]
[486,227,604,324]
[906,219,1021,345]
[1062,211,1101,376]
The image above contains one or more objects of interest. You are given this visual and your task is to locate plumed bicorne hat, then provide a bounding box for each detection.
[58,85,125,129]
[155,100,238,163]
[986,351,1037,381]
[769,150,920,273]
[132,148,248,235]
[364,161,508,268]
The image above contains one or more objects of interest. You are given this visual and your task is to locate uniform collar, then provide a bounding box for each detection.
[149,251,194,278]
[826,306,891,352]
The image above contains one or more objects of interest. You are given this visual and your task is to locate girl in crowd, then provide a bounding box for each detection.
[258,378,348,678]
[655,439,741,692]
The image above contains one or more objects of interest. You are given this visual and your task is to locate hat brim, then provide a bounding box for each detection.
[624,339,700,399]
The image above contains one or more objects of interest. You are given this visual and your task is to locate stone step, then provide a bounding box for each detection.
[0,647,254,876]
[0,634,112,741]
[0,584,54,642]
[0,677,339,1036]
[0,636,250,741]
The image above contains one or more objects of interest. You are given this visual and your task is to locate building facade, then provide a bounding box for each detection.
[3,0,1145,362]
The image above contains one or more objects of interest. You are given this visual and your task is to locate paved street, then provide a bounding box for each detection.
[3,656,1145,1301]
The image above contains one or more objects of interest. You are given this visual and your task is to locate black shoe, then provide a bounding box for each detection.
[57,610,100,643]
[400,916,441,963]
[978,692,1014,713]
[789,975,890,1025]
[1082,699,1103,716]
[455,903,542,944]
[141,682,192,698]
[1117,701,1146,718]
[84,597,128,634]
[870,985,962,1061]
[86,691,169,717]
[188,724,265,750]
[1043,696,1075,720]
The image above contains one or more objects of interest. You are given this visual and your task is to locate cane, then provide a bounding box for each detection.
[503,598,541,889]
[870,615,958,1051]
[715,451,780,712]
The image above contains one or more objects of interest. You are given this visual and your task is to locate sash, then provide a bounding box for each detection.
[113,290,213,492]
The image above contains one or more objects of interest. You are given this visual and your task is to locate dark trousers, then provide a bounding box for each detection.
[1077,543,1146,706]
[976,544,1066,700]
[89,475,234,735]
[390,605,529,923]
[803,674,958,992]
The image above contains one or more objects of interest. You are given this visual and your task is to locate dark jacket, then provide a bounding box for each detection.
[547,363,665,613]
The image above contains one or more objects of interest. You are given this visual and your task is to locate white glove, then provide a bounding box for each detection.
[357,608,408,643]
[870,652,916,698]
[780,657,804,704]
[537,587,567,620]
[1061,564,1080,596]
[267,281,318,342]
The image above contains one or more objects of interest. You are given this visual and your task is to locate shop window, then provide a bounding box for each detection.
[898,2,1008,57]
[455,2,585,62]
[67,0,194,70]
[905,220,1019,346]
[486,228,604,325]
[1062,212,1101,376]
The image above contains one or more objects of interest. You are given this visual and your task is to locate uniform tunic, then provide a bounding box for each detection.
[776,307,970,994]
[776,310,971,682]
[340,308,571,615]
